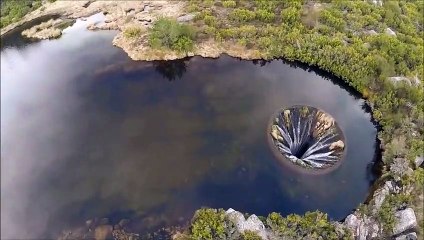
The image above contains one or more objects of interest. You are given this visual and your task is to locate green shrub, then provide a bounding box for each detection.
[256,9,275,23]
[0,0,42,28]
[266,211,347,239]
[203,0,214,8]
[377,194,412,234]
[281,6,301,26]
[204,15,217,27]
[222,0,236,8]
[173,36,194,52]
[230,9,256,22]
[148,17,195,52]
[124,27,143,39]
[190,209,226,240]
[237,25,257,38]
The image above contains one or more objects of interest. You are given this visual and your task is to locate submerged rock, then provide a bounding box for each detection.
[94,225,113,240]
[329,140,345,150]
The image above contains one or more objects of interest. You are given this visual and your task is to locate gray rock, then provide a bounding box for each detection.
[225,208,268,239]
[386,28,396,36]
[395,232,417,240]
[344,214,379,240]
[344,214,359,232]
[371,0,383,6]
[372,181,401,213]
[177,13,197,22]
[414,156,423,168]
[389,76,412,86]
[373,184,390,212]
[390,158,413,181]
[393,208,417,235]
[365,30,377,35]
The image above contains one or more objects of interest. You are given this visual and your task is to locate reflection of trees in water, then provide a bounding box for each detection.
[252,59,271,67]
[154,60,188,81]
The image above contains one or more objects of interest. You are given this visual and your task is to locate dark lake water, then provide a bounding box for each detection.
[1,15,378,239]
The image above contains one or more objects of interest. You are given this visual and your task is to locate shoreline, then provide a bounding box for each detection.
[2,1,422,239]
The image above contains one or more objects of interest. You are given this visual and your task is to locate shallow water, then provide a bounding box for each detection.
[1,16,378,238]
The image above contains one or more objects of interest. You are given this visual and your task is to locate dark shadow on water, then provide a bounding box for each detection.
[153,59,189,81]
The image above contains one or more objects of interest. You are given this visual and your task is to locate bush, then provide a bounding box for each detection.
[148,17,196,52]
[1,0,42,28]
[281,6,301,26]
[123,27,143,39]
[256,9,275,23]
[266,211,348,239]
[203,15,217,27]
[230,9,256,22]
[190,209,226,240]
[222,0,236,8]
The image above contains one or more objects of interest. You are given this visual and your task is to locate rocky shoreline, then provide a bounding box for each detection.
[2,1,423,239]
[1,0,264,61]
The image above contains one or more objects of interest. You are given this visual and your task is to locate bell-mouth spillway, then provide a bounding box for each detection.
[268,105,346,174]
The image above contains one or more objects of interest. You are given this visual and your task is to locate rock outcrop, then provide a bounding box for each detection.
[395,232,418,240]
[21,18,73,39]
[344,214,380,240]
[414,156,423,168]
[393,208,417,236]
[225,208,270,240]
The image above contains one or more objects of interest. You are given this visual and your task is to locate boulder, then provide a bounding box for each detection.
[386,28,396,36]
[371,0,383,6]
[177,13,196,22]
[330,140,345,150]
[344,214,380,240]
[372,181,399,213]
[390,158,413,181]
[364,30,378,35]
[414,156,423,168]
[225,208,268,239]
[395,232,417,240]
[389,76,413,86]
[393,208,417,235]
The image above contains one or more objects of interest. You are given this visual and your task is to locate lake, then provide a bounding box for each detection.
[1,16,378,239]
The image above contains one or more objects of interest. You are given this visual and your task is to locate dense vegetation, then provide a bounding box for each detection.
[0,0,42,28]
[148,18,196,53]
[175,208,352,239]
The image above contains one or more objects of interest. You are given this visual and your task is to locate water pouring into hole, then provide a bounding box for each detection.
[269,106,345,171]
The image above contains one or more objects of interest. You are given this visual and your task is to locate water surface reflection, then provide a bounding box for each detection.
[1,20,377,239]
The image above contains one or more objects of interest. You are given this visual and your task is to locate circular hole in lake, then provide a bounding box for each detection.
[0,25,378,239]
[269,105,346,174]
